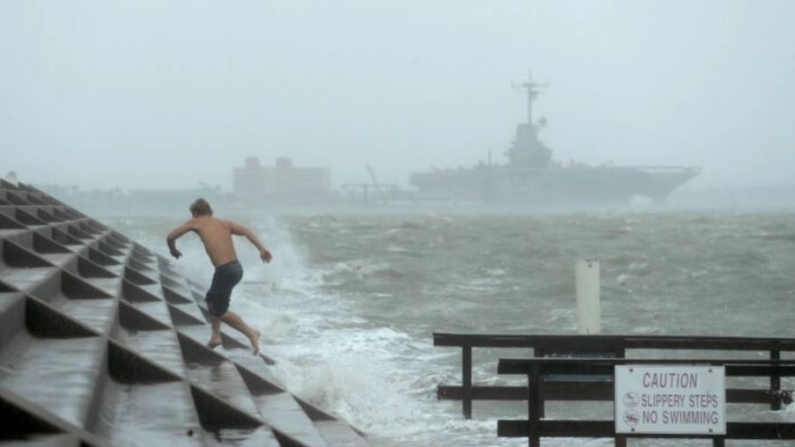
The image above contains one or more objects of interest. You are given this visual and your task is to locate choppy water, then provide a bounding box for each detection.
[110,210,795,446]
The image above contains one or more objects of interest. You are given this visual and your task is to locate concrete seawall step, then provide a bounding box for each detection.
[0,179,370,446]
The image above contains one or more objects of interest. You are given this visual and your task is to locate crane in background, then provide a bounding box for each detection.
[341,165,400,206]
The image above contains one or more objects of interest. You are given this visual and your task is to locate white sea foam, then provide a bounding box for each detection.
[205,224,419,434]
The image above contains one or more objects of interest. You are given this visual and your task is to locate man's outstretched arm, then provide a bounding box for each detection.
[166,221,194,259]
[228,221,272,263]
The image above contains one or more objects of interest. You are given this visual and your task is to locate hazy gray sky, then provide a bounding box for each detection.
[1,0,794,191]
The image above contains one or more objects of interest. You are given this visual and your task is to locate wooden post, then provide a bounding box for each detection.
[576,260,601,334]
[463,345,472,419]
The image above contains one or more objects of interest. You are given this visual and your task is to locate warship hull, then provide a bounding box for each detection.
[410,164,700,207]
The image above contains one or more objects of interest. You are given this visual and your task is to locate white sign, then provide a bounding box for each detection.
[615,365,726,435]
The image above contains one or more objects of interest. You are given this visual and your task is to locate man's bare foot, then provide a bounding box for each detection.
[249,331,260,356]
[207,337,222,350]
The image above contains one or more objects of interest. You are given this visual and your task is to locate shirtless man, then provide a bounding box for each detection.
[166,198,272,355]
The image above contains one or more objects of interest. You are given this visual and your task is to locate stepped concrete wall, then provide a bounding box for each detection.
[0,178,368,447]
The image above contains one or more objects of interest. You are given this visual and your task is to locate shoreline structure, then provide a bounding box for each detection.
[0,177,369,446]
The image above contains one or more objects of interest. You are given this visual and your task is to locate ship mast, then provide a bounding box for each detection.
[513,70,547,125]
[506,70,552,167]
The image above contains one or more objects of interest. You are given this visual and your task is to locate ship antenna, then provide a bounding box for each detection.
[512,70,548,125]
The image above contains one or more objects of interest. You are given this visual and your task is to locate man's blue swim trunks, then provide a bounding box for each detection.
[206,260,243,317]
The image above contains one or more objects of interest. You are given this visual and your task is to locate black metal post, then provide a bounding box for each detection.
[528,364,541,447]
[771,349,781,411]
[463,346,472,419]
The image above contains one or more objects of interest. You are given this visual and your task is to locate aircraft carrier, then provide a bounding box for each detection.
[409,72,701,207]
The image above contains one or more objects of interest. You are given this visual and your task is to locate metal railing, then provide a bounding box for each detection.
[498,357,795,447]
[434,333,795,419]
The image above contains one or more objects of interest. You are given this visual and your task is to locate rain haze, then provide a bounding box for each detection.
[1,0,794,194]
[4,4,795,447]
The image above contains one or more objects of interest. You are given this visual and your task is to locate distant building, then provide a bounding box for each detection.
[233,157,332,205]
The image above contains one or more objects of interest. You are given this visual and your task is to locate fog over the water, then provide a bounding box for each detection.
[1,0,794,192]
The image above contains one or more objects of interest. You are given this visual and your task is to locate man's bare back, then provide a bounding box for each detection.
[167,216,272,267]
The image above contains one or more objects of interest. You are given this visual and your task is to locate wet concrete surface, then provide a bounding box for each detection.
[116,329,187,378]
[136,284,166,301]
[252,392,331,447]
[204,427,281,447]
[185,360,260,417]
[54,297,117,335]
[0,334,105,427]
[224,351,282,386]
[82,277,122,300]
[0,293,25,342]
[170,303,209,325]
[1,433,82,447]
[36,253,78,269]
[127,300,173,327]
[178,326,243,354]
[95,380,202,447]
[0,267,57,294]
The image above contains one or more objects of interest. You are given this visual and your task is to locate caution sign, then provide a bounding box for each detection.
[615,365,725,435]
